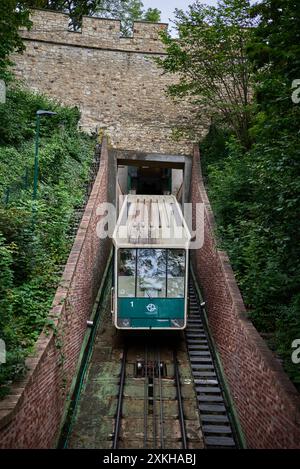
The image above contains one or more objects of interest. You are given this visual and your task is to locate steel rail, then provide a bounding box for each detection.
[157,348,165,449]
[112,347,127,449]
[151,349,157,448]
[144,344,149,449]
[174,350,188,449]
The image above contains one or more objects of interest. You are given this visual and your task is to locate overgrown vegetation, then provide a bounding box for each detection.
[157,0,254,148]
[0,1,32,81]
[160,0,300,389]
[0,85,95,398]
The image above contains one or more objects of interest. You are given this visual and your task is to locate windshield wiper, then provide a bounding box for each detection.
[146,290,152,299]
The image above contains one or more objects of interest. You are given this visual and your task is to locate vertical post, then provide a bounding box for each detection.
[127,174,131,193]
[168,168,172,194]
[33,115,40,201]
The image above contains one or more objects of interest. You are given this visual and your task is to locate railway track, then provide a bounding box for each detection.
[187,279,237,448]
[112,343,189,449]
[112,296,238,450]
[63,267,238,450]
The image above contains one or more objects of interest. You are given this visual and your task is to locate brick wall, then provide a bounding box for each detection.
[11,9,202,155]
[191,145,300,448]
[0,139,111,448]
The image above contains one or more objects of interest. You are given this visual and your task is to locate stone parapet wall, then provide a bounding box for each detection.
[12,9,199,155]
[0,139,111,448]
[191,144,300,448]
[21,9,168,53]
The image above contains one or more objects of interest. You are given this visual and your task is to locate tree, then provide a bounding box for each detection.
[143,7,161,23]
[111,0,144,36]
[14,1,111,30]
[157,0,254,148]
[0,0,32,79]
[247,0,300,122]
[95,1,161,35]
[199,0,300,388]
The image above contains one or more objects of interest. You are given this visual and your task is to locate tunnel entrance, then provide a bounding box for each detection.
[115,150,191,212]
[128,166,171,195]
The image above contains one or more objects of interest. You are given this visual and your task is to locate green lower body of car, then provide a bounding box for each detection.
[117,298,185,329]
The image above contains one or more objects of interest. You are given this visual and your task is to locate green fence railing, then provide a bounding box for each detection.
[1,167,31,207]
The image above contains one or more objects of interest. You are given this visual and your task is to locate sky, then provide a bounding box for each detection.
[142,1,257,30]
[142,0,220,26]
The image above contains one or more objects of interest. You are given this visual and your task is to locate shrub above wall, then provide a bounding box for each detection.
[0,84,95,398]
[199,124,300,391]
[190,144,300,448]
[0,135,111,448]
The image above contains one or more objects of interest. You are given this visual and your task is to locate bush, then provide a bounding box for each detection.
[0,84,95,394]
[200,123,300,389]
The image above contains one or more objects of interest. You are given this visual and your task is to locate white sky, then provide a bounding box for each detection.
[143,1,257,30]
[142,0,221,25]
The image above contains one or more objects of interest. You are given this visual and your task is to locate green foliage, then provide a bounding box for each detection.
[0,84,80,146]
[248,0,300,85]
[199,1,300,389]
[157,0,254,147]
[0,0,32,79]
[0,234,13,327]
[202,124,300,388]
[0,207,33,284]
[0,85,94,395]
[199,124,231,182]
[143,8,161,23]
[0,233,28,399]
[276,295,300,386]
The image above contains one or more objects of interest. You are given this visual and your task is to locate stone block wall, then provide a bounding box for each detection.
[20,9,168,53]
[190,145,300,448]
[0,139,111,448]
[12,9,199,155]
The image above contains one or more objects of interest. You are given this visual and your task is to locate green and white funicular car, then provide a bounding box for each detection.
[112,195,191,330]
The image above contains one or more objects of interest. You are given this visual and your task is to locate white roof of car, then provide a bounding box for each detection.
[113,195,191,249]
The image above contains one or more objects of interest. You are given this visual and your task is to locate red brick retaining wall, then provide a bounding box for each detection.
[0,138,111,448]
[191,144,300,448]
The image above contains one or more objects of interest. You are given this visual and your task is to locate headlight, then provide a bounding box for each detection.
[118,318,131,327]
[171,319,184,328]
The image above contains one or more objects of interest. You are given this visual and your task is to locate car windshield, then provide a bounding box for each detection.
[118,248,185,298]
[137,249,166,298]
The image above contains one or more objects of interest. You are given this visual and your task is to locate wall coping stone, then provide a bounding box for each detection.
[19,9,169,55]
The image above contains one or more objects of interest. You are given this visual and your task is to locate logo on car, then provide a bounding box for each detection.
[146,304,157,313]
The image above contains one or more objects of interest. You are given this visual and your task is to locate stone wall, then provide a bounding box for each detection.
[12,9,198,155]
[190,145,300,448]
[0,140,111,448]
